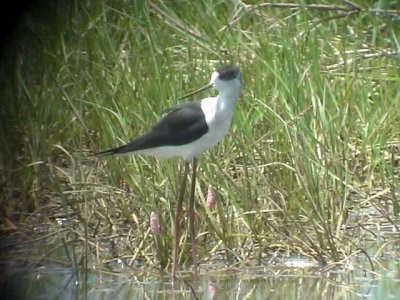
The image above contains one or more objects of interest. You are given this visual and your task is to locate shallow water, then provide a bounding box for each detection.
[2,256,399,300]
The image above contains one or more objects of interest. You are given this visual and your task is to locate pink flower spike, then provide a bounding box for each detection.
[150,212,160,236]
[208,278,217,299]
[206,187,216,210]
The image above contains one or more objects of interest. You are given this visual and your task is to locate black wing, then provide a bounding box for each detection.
[96,102,208,156]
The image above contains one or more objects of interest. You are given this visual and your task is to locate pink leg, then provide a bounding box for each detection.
[172,161,189,287]
[188,158,199,279]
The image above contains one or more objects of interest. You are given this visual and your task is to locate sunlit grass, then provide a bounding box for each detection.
[1,0,399,273]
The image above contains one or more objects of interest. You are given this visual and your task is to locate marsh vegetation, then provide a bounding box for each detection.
[1,0,399,298]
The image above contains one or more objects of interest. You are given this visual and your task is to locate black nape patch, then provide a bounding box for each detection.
[217,65,240,81]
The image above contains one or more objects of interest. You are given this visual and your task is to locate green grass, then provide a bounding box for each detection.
[1,0,399,272]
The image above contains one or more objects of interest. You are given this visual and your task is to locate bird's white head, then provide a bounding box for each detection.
[209,65,242,93]
[181,65,242,99]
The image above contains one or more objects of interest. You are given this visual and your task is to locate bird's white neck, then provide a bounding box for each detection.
[216,86,241,112]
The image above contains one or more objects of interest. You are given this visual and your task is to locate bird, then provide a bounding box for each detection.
[96,64,243,284]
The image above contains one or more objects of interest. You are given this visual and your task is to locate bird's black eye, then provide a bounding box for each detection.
[217,65,240,81]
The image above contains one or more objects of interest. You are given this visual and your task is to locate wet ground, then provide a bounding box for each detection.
[2,248,399,300]
[1,202,399,299]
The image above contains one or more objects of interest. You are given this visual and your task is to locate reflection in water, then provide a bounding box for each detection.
[2,259,400,299]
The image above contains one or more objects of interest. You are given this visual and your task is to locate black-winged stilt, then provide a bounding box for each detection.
[96,64,242,282]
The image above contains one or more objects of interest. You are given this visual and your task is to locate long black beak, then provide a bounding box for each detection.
[180,83,213,99]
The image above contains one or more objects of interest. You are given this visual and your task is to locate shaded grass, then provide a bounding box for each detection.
[1,0,400,274]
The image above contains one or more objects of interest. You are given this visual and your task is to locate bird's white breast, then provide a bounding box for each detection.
[201,96,233,140]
